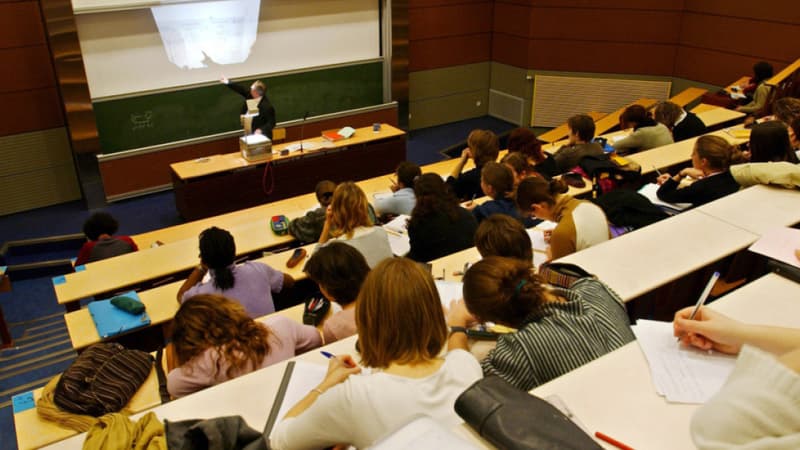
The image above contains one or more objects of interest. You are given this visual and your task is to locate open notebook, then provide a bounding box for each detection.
[638,183,691,214]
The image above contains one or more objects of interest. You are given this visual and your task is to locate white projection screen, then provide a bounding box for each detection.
[73,0,381,99]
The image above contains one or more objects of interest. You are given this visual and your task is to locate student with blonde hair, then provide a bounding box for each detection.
[516,177,610,260]
[656,135,743,207]
[167,294,321,398]
[447,129,500,200]
[271,258,482,450]
[447,256,634,391]
[318,181,392,268]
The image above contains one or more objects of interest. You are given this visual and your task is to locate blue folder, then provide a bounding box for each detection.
[88,291,151,338]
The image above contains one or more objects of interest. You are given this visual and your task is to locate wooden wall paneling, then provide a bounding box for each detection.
[409,33,492,71]
[409,2,492,40]
[684,0,800,25]
[392,0,410,128]
[680,13,798,63]
[492,1,532,37]
[673,47,786,87]
[0,88,64,137]
[517,0,684,10]
[528,7,682,44]
[0,45,56,93]
[491,33,532,69]
[526,40,677,75]
[0,1,46,48]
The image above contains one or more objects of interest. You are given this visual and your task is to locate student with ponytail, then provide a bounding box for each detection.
[177,227,294,318]
[656,135,743,207]
[516,177,610,260]
[447,256,634,391]
[168,294,321,398]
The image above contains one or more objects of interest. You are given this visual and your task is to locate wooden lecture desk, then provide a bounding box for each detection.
[668,87,707,107]
[64,242,317,350]
[627,129,746,176]
[768,57,800,86]
[529,273,800,450]
[555,210,758,302]
[696,184,800,235]
[54,217,303,312]
[170,124,406,220]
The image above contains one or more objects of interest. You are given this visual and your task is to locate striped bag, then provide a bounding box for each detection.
[54,342,153,417]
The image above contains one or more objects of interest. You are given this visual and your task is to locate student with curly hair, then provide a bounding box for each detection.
[318,182,393,268]
[167,294,321,398]
[75,212,138,266]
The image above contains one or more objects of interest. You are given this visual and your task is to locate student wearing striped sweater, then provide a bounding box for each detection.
[447,257,635,391]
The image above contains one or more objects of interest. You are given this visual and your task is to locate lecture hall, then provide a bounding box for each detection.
[2,0,800,449]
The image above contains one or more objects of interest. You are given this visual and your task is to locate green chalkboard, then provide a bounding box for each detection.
[93,61,384,154]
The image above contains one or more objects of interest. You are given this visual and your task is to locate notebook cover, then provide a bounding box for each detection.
[88,291,151,338]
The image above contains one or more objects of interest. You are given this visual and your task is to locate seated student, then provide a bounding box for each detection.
[613,105,674,154]
[552,114,605,173]
[177,227,293,318]
[75,212,138,266]
[270,258,482,450]
[736,61,774,115]
[672,306,800,449]
[167,294,321,398]
[447,256,634,391]
[748,121,799,163]
[447,129,500,201]
[303,242,370,344]
[474,214,533,263]
[501,152,535,187]
[653,100,707,142]
[407,173,478,262]
[288,180,336,243]
[318,182,393,268]
[731,161,800,189]
[792,117,800,158]
[374,161,421,217]
[656,135,743,207]
[507,127,559,178]
[470,162,521,223]
[516,177,610,260]
[772,97,800,129]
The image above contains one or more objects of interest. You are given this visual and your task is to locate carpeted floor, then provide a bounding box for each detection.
[0,115,519,449]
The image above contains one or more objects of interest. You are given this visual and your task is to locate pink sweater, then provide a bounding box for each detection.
[167,315,322,398]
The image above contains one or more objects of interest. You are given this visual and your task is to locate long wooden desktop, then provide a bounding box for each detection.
[170,124,407,220]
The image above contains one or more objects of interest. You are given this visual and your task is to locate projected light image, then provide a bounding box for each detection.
[151,0,260,69]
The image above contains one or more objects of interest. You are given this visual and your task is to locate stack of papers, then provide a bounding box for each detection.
[383,215,410,235]
[435,280,462,307]
[383,215,410,257]
[748,227,800,269]
[638,183,691,214]
[632,320,736,403]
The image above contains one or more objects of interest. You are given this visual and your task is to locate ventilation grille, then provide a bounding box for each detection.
[489,89,525,125]
[0,128,81,216]
[531,76,671,127]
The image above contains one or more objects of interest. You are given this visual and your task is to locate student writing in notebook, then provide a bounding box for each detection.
[613,105,674,154]
[406,173,477,262]
[656,135,744,207]
[653,100,707,142]
[317,182,393,268]
[447,256,634,391]
[304,242,370,344]
[516,177,610,260]
[270,258,482,450]
[167,294,321,398]
[447,129,500,201]
[177,227,293,318]
[673,306,800,449]
[474,214,533,263]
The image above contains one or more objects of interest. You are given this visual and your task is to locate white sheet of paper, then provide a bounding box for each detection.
[527,229,548,252]
[387,233,410,257]
[435,280,463,307]
[632,320,736,404]
[268,360,327,437]
[372,416,481,450]
[748,227,800,269]
[383,214,410,235]
[536,220,558,231]
[285,142,320,152]
[638,183,692,212]
[533,251,548,269]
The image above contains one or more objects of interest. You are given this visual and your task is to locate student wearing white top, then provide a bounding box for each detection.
[317,181,393,268]
[673,306,800,449]
[374,161,421,216]
[270,258,483,450]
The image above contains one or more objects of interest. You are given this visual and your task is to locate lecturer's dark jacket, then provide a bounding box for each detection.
[225,82,276,139]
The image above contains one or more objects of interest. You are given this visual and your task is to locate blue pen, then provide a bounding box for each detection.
[320,351,335,359]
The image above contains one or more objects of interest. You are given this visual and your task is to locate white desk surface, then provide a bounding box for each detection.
[555,210,759,301]
[530,273,800,450]
[696,184,800,235]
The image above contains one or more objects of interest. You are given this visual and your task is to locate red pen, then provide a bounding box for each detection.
[595,431,634,450]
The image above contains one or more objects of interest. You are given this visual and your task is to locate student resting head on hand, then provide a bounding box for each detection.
[270,257,483,450]
[447,129,500,201]
[516,177,610,260]
[655,135,744,207]
[304,241,370,344]
[446,256,634,391]
[673,306,800,449]
[176,227,294,318]
[167,294,321,398]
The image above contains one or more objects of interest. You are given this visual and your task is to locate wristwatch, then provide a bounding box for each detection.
[449,326,468,336]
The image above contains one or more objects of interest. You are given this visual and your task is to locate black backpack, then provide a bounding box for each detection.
[54,342,153,416]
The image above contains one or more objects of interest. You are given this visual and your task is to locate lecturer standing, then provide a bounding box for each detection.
[220,76,276,139]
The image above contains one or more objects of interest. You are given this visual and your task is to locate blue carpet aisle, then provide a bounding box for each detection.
[0,116,516,449]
